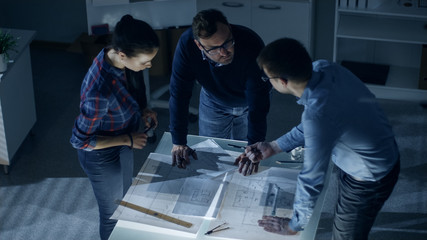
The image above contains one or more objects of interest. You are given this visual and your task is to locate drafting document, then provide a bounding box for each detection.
[111,139,237,235]
[208,166,301,240]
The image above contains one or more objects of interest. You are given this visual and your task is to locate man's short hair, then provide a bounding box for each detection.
[192,9,229,40]
[257,38,312,82]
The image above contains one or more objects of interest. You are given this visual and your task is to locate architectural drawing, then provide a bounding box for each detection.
[208,166,301,240]
[111,138,302,239]
[173,177,221,216]
[111,139,236,235]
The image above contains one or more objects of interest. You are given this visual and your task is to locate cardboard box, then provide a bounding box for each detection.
[419,44,427,90]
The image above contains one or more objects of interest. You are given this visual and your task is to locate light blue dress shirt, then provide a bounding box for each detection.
[275,60,399,231]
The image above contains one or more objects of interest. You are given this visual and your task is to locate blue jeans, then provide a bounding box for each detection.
[199,88,248,141]
[78,146,133,240]
[332,160,400,240]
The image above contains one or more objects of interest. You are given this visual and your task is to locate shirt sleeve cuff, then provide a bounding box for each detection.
[171,133,187,146]
[289,217,304,232]
[270,141,283,154]
[275,134,296,153]
[85,137,97,151]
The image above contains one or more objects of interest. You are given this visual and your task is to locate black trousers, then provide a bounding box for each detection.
[332,160,400,240]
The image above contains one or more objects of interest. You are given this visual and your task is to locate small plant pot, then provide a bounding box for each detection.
[0,54,7,72]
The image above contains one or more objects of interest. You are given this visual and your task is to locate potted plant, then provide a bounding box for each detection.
[0,29,18,72]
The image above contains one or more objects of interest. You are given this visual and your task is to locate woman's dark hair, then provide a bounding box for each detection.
[192,9,229,40]
[257,38,312,82]
[112,14,159,57]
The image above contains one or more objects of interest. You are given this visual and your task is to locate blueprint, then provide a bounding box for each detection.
[111,139,236,235]
[207,166,301,240]
[111,138,302,239]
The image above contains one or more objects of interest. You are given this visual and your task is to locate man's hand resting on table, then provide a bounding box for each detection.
[234,141,282,176]
[258,216,298,235]
[234,154,259,176]
[171,145,197,169]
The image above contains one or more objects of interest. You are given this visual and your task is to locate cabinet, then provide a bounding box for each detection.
[0,29,37,173]
[85,0,196,31]
[333,0,427,101]
[196,0,314,53]
[251,0,312,50]
[196,0,252,28]
[86,0,314,53]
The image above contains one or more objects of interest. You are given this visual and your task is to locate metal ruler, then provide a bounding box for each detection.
[116,200,193,228]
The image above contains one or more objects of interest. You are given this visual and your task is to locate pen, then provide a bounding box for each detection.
[205,226,230,235]
[143,125,152,134]
[275,160,301,164]
[271,184,280,216]
[205,222,229,235]
[188,147,196,155]
[143,122,155,133]
[227,144,259,153]
[227,143,246,149]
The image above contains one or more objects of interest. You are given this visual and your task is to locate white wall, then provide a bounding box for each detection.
[85,0,335,60]
[0,0,87,43]
[85,0,197,32]
[0,0,336,59]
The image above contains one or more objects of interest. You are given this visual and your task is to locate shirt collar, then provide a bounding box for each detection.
[100,48,126,79]
[297,71,320,105]
[200,50,224,67]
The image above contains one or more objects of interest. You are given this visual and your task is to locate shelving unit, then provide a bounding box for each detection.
[333,0,427,102]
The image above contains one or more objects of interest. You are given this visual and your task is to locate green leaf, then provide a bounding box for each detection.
[0,29,19,60]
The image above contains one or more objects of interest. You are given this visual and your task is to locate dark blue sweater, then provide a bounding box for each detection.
[169,24,271,145]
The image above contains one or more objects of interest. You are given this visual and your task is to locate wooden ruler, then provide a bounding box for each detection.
[116,200,193,228]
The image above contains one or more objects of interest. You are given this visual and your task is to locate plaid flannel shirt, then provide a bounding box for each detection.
[70,49,141,150]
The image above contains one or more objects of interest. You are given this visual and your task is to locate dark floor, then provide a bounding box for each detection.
[0,44,426,240]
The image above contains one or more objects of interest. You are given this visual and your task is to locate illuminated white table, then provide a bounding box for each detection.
[109,132,331,240]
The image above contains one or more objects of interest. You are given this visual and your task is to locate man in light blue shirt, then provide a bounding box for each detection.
[239,38,400,239]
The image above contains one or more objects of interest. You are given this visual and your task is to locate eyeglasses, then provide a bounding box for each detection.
[199,38,235,56]
[261,74,282,82]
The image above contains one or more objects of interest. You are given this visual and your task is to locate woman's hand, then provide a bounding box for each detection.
[128,132,148,149]
[142,108,158,129]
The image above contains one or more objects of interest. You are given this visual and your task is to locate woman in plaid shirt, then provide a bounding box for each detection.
[70,15,159,240]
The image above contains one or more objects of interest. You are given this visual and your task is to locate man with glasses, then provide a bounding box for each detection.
[169,9,272,167]
[242,38,400,239]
